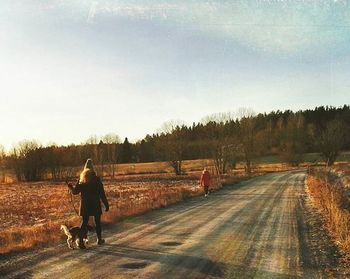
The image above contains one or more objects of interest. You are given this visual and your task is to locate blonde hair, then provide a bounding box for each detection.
[84,158,95,171]
[79,159,96,184]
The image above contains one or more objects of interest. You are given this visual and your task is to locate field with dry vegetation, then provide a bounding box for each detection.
[0,176,214,254]
[0,159,295,254]
[307,163,350,254]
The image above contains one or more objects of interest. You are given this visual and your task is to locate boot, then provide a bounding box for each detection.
[79,238,86,249]
[96,238,105,245]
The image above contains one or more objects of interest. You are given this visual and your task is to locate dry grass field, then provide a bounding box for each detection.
[0,159,218,254]
[307,163,350,254]
[0,175,220,254]
[1,159,214,183]
[0,159,296,254]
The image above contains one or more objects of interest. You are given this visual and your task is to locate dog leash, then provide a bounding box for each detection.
[65,179,80,216]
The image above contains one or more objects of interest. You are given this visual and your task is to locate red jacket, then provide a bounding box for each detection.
[200,170,211,187]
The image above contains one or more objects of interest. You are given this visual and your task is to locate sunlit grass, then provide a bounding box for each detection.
[307,164,350,253]
[0,169,223,254]
[0,159,298,254]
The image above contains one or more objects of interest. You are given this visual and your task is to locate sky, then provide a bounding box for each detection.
[1,0,350,150]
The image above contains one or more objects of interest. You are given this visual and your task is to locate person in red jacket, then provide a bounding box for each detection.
[200,167,211,197]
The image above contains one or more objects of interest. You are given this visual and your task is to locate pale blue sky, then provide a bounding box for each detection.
[1,0,350,150]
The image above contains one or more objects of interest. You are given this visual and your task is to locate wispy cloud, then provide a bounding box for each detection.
[87,1,98,23]
[4,1,350,54]
[82,0,350,54]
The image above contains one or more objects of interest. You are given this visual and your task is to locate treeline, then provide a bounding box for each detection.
[0,105,349,181]
[147,105,350,174]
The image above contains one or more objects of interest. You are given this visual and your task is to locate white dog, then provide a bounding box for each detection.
[60,224,93,249]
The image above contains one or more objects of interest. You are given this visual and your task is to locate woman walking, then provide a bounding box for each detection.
[68,159,109,249]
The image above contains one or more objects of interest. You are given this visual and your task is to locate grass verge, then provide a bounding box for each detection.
[306,167,350,254]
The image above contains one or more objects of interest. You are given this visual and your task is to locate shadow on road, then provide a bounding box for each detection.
[98,243,225,277]
[95,243,300,278]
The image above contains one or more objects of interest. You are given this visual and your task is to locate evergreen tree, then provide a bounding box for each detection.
[121,137,132,163]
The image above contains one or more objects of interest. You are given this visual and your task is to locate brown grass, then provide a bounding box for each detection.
[307,166,350,253]
[1,159,215,182]
[0,159,293,254]
[0,173,224,254]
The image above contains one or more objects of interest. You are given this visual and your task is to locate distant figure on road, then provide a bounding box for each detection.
[200,167,211,197]
[68,159,109,249]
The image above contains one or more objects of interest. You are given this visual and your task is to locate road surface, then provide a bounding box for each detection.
[1,171,339,278]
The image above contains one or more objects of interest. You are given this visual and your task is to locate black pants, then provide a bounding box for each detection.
[204,186,209,195]
[81,214,102,240]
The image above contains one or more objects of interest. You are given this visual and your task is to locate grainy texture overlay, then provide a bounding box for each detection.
[1,171,345,278]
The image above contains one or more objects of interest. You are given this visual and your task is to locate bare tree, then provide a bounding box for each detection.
[0,145,5,182]
[97,140,106,176]
[45,144,64,180]
[85,135,99,145]
[8,146,22,181]
[212,141,242,175]
[158,120,187,175]
[9,140,43,181]
[201,111,235,125]
[237,108,257,175]
[319,119,345,166]
[102,133,121,178]
[279,113,307,166]
[201,113,240,175]
[84,135,99,162]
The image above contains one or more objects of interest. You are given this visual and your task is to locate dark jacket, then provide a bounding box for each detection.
[69,171,109,216]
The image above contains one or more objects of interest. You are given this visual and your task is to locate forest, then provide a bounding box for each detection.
[0,105,349,181]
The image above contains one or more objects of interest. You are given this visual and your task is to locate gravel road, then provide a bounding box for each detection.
[1,171,339,278]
